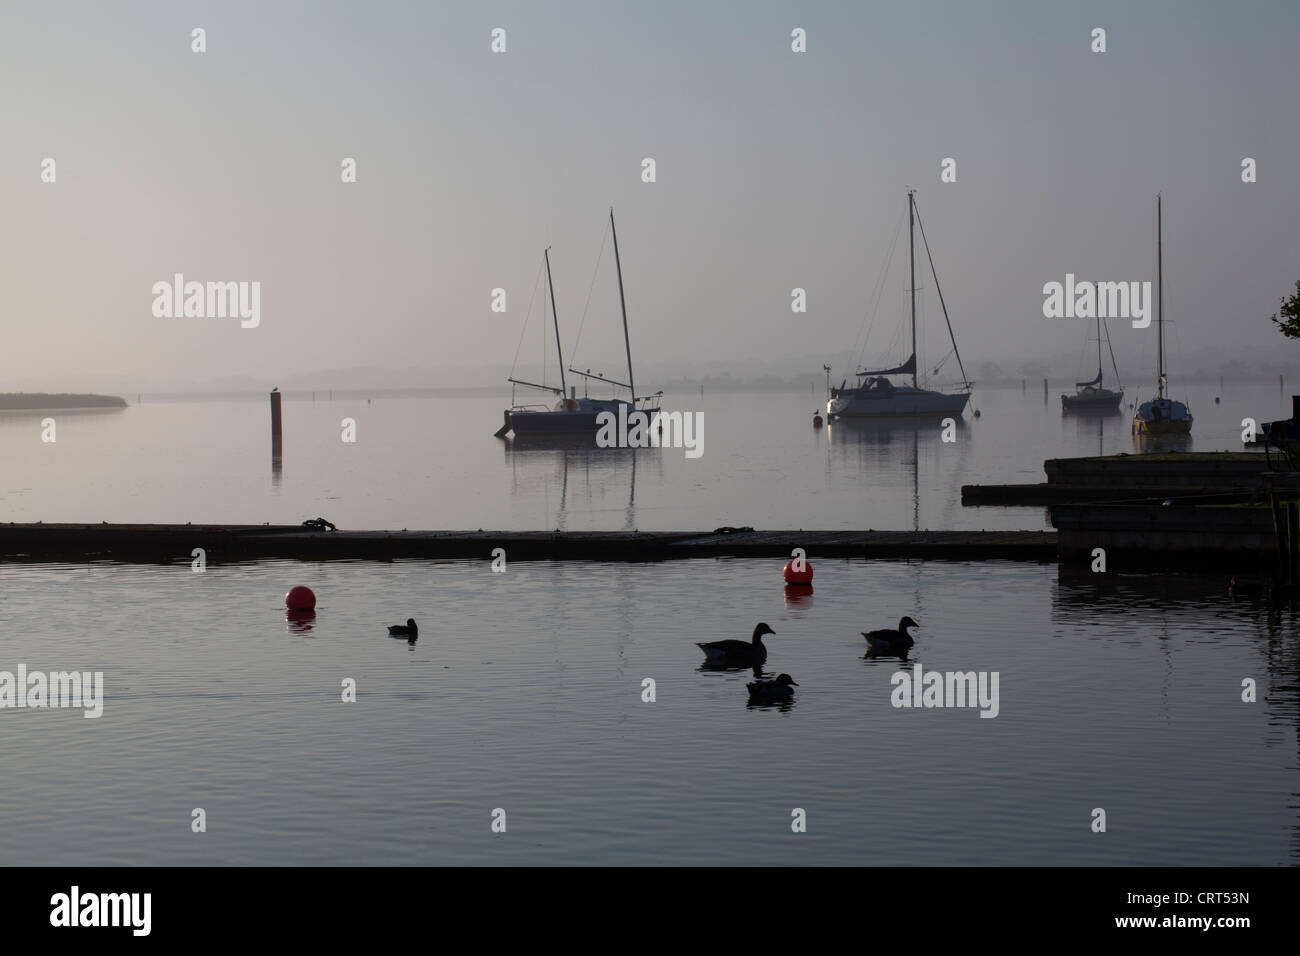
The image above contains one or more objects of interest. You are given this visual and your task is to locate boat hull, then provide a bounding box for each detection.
[507,402,662,438]
[508,409,603,435]
[828,387,969,418]
[1062,389,1123,412]
[1133,397,1192,435]
[1133,419,1193,435]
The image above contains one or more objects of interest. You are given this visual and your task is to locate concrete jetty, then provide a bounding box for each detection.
[0,523,1058,564]
[964,452,1271,506]
[1051,499,1277,568]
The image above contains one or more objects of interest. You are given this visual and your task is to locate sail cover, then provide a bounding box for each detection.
[1075,368,1103,389]
[857,353,916,378]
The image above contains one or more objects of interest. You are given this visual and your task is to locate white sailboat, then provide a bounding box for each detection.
[496,209,660,438]
[1062,314,1123,412]
[826,190,972,419]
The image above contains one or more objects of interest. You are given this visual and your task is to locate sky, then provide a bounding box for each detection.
[2,0,1298,392]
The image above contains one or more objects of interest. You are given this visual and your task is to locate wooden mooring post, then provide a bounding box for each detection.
[270,389,283,478]
[1290,501,1300,585]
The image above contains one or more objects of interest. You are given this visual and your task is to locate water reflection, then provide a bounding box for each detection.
[1064,407,1122,458]
[284,608,315,634]
[504,436,663,531]
[1053,568,1300,860]
[1132,430,1195,454]
[827,417,954,532]
[696,660,763,675]
[0,406,126,425]
[861,650,916,669]
[745,697,796,713]
[862,647,913,663]
[782,583,814,609]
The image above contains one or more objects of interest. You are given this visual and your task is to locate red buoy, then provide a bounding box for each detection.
[783,559,813,585]
[285,585,316,610]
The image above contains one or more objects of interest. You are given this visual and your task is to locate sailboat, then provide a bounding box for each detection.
[826,190,972,419]
[495,209,660,438]
[1132,195,1192,435]
[1062,314,1123,412]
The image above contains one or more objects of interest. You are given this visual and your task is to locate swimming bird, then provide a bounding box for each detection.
[387,618,418,638]
[697,623,773,667]
[862,616,918,656]
[747,673,798,702]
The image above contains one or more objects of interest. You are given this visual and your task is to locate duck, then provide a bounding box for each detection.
[387,618,418,638]
[862,616,918,656]
[747,673,798,702]
[697,623,773,667]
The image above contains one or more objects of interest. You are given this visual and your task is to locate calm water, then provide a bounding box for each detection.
[0,558,1295,865]
[0,383,1288,531]
[1,385,1297,864]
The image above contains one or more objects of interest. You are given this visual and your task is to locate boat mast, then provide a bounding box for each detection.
[1102,314,1123,391]
[1156,194,1164,400]
[545,247,567,398]
[908,189,918,390]
[609,208,636,406]
[1096,314,1103,384]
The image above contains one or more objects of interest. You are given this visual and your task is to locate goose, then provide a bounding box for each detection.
[862,616,917,656]
[747,673,798,702]
[387,618,418,638]
[697,623,773,667]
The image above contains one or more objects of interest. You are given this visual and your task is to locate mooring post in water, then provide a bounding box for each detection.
[1284,496,1294,587]
[1043,378,1048,402]
[270,388,283,459]
[1268,482,1284,574]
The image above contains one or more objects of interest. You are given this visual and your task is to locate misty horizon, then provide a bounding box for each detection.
[4,0,1298,398]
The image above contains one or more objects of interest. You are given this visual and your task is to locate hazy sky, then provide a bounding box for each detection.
[3,0,1298,391]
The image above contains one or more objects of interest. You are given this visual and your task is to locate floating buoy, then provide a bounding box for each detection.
[1214,396,1221,404]
[812,410,823,427]
[973,408,981,418]
[783,559,813,585]
[285,585,316,610]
